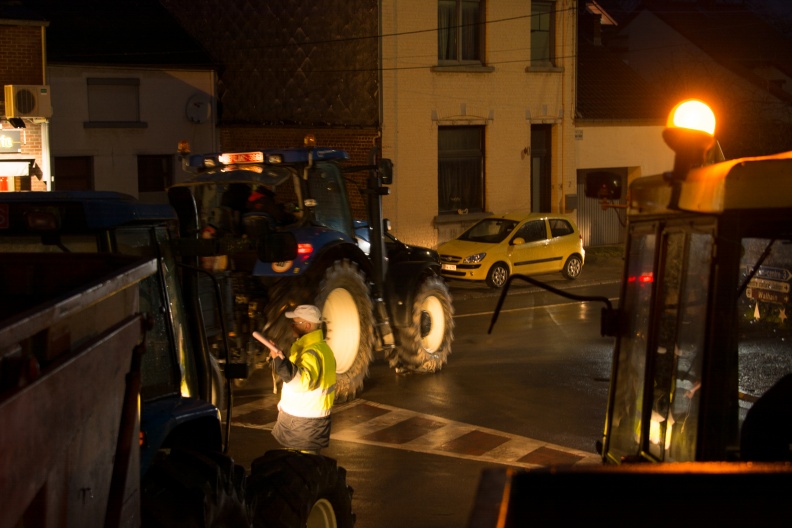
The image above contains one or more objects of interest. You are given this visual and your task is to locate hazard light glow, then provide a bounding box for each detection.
[668,100,716,136]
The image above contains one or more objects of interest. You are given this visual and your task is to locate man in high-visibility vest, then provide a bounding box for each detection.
[254,305,336,454]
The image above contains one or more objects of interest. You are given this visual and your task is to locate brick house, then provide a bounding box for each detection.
[0,4,49,191]
[2,0,216,202]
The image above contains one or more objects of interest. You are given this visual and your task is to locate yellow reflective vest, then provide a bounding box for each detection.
[278,329,336,418]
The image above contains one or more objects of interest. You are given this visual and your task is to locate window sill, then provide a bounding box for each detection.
[83,121,148,129]
[434,211,492,225]
[431,64,495,73]
[525,65,564,73]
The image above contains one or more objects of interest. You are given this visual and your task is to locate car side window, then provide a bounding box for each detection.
[513,220,547,244]
[549,219,573,238]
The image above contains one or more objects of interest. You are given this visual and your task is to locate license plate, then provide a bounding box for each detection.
[441,264,456,271]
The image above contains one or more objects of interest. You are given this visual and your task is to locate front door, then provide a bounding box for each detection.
[507,219,556,275]
[531,125,552,212]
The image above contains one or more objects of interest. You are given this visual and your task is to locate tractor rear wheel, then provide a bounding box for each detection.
[315,260,374,402]
[141,448,248,527]
[246,450,355,528]
[261,260,374,402]
[395,276,454,372]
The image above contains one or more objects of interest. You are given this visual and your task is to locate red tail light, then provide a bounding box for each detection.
[297,243,313,255]
[627,272,654,284]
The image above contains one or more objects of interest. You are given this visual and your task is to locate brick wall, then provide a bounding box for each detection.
[219,126,380,219]
[0,25,45,86]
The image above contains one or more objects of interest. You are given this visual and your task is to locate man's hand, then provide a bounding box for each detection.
[253,331,285,360]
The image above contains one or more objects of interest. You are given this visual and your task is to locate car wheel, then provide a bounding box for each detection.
[562,254,583,280]
[486,262,509,288]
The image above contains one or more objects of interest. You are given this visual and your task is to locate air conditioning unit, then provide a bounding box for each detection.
[4,85,53,118]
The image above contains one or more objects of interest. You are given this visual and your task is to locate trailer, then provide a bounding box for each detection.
[0,191,356,527]
[0,253,155,528]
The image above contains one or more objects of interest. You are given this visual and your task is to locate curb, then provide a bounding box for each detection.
[447,256,623,302]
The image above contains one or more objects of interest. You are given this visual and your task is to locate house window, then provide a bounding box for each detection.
[531,1,555,67]
[138,155,173,193]
[438,0,483,64]
[86,78,146,127]
[53,156,93,190]
[438,126,484,214]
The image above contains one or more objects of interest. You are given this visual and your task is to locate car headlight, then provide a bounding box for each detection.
[462,252,486,264]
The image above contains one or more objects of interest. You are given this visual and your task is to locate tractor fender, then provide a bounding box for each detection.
[251,227,368,278]
[384,261,441,329]
[305,239,374,280]
[140,396,223,476]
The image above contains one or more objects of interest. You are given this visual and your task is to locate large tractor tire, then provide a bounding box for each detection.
[395,275,454,373]
[247,450,355,528]
[315,260,375,402]
[141,448,248,527]
[262,260,374,402]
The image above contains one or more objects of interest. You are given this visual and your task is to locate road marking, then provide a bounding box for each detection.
[455,296,619,319]
[232,398,601,468]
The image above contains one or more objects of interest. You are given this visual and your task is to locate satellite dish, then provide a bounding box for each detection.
[186,93,212,124]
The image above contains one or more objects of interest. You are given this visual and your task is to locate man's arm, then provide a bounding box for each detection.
[252,332,318,386]
[273,355,298,383]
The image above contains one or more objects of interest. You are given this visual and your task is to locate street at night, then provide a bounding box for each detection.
[5,1,792,526]
[227,252,623,527]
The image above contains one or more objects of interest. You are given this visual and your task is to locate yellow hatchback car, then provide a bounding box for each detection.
[437,212,585,288]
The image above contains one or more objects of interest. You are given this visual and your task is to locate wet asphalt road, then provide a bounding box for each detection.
[228,251,624,527]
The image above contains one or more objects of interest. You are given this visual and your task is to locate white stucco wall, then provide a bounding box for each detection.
[575,123,673,179]
[47,65,216,200]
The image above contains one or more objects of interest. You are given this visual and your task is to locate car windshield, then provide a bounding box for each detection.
[458,219,519,243]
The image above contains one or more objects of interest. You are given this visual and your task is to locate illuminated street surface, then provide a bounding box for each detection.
[228,260,621,528]
[232,397,601,468]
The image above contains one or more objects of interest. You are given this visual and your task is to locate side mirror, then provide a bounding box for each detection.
[512,237,525,246]
[379,158,393,185]
[585,171,622,200]
[257,232,298,262]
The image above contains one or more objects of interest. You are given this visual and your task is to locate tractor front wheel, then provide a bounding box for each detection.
[246,450,355,528]
[395,276,454,373]
[141,448,248,527]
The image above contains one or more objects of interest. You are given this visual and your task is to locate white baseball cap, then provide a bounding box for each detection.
[285,304,322,324]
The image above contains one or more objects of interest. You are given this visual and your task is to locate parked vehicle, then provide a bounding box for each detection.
[0,192,354,527]
[468,99,792,526]
[437,212,585,288]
